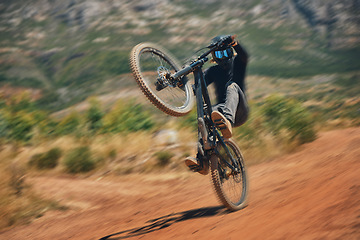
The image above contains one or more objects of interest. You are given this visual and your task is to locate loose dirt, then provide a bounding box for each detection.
[1,127,360,240]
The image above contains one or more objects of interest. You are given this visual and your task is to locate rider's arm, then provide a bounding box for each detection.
[204,67,215,86]
[231,41,248,64]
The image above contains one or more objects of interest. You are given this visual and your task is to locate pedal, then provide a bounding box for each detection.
[189,165,201,172]
[214,119,225,125]
[214,118,229,130]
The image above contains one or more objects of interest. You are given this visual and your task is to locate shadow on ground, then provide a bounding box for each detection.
[99,206,227,240]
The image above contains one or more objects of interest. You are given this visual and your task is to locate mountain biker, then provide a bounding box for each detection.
[185,35,249,175]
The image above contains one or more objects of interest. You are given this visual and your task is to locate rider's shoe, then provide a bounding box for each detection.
[184,157,209,175]
[211,111,232,139]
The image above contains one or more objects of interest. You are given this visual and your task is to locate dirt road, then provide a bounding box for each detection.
[1,127,360,240]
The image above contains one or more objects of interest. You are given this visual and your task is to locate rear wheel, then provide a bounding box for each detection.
[210,138,248,211]
[129,43,194,117]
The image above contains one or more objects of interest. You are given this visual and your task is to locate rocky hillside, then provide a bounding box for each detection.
[0,0,359,110]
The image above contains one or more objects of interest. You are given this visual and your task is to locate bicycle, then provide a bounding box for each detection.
[129,35,248,211]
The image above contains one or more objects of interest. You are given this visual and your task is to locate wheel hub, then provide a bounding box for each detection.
[155,66,177,90]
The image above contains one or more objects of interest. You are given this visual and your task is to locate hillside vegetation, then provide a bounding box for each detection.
[0,0,359,109]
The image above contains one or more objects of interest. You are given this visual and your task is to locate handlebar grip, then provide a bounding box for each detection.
[222,35,237,45]
[207,34,237,49]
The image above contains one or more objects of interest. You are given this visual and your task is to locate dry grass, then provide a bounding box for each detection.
[237,131,301,166]
[0,121,311,231]
[0,125,196,176]
[0,156,63,231]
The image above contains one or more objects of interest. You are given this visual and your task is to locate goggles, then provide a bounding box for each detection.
[213,48,233,60]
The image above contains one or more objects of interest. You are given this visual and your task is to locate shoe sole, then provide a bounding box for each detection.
[211,111,232,139]
[185,159,209,175]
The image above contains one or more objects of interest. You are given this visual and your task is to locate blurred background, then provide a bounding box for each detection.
[0,0,359,230]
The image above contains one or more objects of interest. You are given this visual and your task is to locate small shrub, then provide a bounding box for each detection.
[6,111,35,142]
[261,94,317,144]
[154,150,174,167]
[55,111,81,136]
[86,97,104,132]
[29,148,62,170]
[64,146,95,174]
[102,100,155,133]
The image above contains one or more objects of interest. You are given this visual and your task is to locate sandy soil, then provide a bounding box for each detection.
[1,127,360,240]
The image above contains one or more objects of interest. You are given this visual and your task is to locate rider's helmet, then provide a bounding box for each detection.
[210,35,234,68]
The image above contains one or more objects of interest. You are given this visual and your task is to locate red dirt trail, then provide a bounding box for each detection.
[1,127,360,240]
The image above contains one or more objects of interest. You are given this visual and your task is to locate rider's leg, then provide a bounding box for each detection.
[213,82,249,127]
[221,81,240,124]
[233,85,249,127]
[212,82,248,138]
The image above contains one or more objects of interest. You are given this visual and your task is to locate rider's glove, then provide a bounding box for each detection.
[230,39,238,47]
[223,35,238,47]
[222,35,233,46]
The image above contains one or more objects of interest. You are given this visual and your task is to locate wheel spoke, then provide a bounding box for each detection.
[139,51,188,108]
[210,139,248,211]
[130,43,193,116]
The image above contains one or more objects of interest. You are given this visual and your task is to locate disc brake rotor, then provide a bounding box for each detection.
[157,66,175,88]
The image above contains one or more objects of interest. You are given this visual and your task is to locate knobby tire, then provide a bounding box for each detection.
[210,138,248,211]
[129,42,194,117]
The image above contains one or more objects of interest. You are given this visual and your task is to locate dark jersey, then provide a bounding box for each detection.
[204,44,248,104]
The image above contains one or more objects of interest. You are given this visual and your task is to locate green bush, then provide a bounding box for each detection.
[154,150,174,167]
[64,146,96,174]
[6,111,35,142]
[102,100,155,133]
[0,94,56,142]
[86,97,104,132]
[29,148,62,169]
[55,111,81,135]
[261,94,317,144]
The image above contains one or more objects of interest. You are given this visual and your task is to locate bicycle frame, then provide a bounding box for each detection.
[188,61,241,173]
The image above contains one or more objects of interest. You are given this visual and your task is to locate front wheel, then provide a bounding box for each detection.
[129,42,194,117]
[210,138,248,211]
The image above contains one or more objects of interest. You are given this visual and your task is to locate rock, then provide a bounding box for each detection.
[153,130,178,146]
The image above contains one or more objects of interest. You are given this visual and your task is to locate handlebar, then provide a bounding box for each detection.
[201,34,236,57]
[172,57,208,79]
[171,34,236,80]
[207,34,236,49]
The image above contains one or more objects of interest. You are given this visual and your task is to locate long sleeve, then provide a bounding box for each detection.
[233,42,248,64]
[231,42,248,93]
